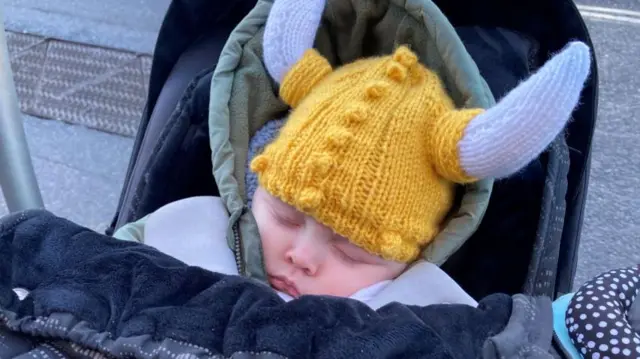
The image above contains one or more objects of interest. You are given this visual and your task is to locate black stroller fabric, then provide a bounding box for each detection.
[0,209,555,359]
[442,28,569,299]
[432,0,598,298]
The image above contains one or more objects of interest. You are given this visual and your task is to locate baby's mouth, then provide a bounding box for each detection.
[268,275,301,298]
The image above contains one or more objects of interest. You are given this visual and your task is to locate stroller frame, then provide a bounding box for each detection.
[0,1,44,213]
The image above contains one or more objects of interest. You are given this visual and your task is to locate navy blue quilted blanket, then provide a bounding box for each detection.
[0,209,555,359]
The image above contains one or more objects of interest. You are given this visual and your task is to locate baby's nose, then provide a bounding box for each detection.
[285,248,320,276]
[286,221,331,275]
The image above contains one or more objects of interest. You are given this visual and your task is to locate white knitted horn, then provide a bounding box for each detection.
[458,41,592,179]
[263,0,327,83]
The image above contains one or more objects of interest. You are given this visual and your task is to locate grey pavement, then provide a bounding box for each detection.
[0,115,133,232]
[0,0,639,293]
[578,0,640,12]
[572,12,640,288]
[7,31,151,137]
[4,0,171,54]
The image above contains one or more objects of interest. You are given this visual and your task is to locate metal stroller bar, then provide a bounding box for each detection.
[0,2,44,212]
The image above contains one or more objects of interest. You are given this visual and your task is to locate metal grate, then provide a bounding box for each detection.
[7,32,151,137]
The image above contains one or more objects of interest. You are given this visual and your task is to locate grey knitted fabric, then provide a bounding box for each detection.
[245,118,287,208]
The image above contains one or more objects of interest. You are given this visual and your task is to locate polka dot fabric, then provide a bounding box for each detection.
[566,265,640,358]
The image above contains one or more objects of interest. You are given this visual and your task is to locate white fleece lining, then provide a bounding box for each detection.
[143,196,477,308]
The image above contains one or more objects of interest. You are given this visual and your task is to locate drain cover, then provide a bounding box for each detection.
[7,32,151,137]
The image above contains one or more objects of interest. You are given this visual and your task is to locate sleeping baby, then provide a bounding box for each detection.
[116,0,591,308]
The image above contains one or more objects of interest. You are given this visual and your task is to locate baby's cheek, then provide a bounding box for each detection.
[324,266,372,295]
[361,267,390,283]
[260,232,279,261]
[385,262,408,280]
[260,227,294,269]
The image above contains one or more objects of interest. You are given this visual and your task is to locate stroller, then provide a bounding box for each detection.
[105,0,598,300]
[0,0,598,357]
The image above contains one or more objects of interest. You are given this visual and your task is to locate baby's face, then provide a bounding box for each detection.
[252,187,407,298]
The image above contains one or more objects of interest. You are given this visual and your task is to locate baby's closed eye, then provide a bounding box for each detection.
[276,212,302,227]
[269,204,304,228]
[332,237,383,265]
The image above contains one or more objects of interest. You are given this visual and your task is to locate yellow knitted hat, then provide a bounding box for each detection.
[256,0,592,264]
[251,46,482,263]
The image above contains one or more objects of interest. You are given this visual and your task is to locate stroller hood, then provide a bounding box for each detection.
[208,0,494,279]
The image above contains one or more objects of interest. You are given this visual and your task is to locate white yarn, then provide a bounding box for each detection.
[263,0,327,83]
[458,41,592,179]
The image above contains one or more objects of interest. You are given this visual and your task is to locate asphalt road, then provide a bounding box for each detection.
[578,0,639,11]
[573,4,640,287]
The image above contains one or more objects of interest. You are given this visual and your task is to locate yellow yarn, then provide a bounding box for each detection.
[251,46,482,263]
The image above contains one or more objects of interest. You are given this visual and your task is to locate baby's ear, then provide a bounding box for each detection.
[456,41,591,179]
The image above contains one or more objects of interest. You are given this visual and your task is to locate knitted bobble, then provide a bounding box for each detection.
[344,106,366,125]
[386,61,407,82]
[365,81,390,99]
[312,153,334,176]
[328,128,354,148]
[379,232,409,261]
[381,232,403,249]
[392,46,418,67]
[299,188,324,210]
[250,155,270,173]
[402,247,420,263]
[380,232,420,262]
